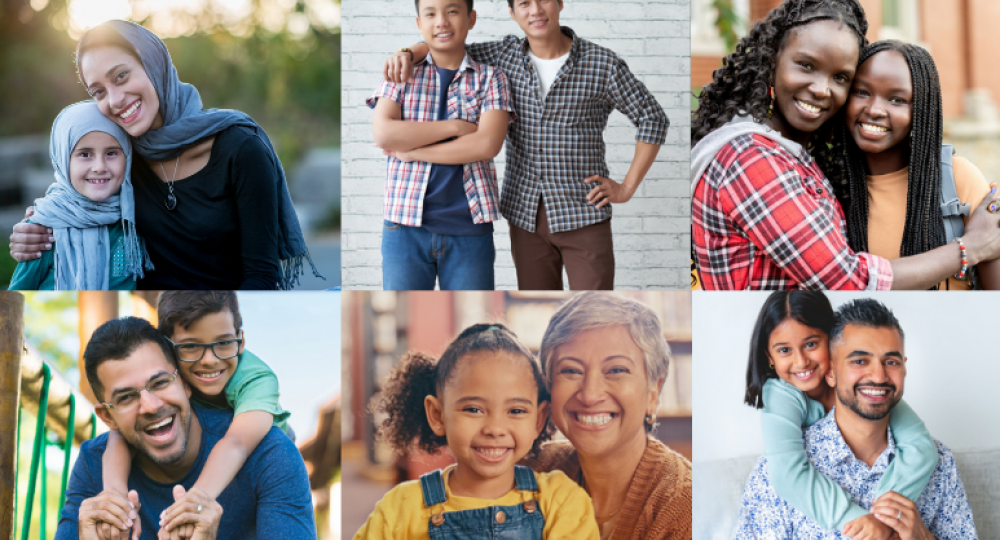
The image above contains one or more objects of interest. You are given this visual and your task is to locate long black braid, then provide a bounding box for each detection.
[842,41,946,264]
[691,0,868,195]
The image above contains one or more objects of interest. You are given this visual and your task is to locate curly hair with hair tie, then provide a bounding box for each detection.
[841,41,948,274]
[691,0,869,195]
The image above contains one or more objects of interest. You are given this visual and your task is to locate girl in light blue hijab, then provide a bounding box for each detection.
[8,101,150,290]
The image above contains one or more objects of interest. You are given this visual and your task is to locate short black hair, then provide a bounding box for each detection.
[744,291,835,409]
[157,291,242,338]
[507,0,561,9]
[415,0,473,14]
[84,316,177,403]
[830,299,904,345]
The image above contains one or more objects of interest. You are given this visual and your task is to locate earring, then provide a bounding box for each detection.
[769,363,774,369]
[645,413,655,425]
[768,86,775,119]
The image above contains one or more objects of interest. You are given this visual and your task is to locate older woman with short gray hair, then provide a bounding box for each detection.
[530,292,692,540]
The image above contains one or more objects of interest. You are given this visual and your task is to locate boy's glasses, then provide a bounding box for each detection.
[167,336,243,362]
[101,370,179,412]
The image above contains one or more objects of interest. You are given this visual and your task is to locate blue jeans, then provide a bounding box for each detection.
[381,221,495,290]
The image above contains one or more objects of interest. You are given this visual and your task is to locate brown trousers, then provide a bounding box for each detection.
[509,200,615,290]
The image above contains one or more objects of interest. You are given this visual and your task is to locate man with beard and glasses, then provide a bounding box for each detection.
[55,317,315,540]
[734,299,978,540]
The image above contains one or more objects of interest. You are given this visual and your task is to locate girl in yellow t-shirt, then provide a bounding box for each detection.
[354,323,600,540]
[843,40,1000,289]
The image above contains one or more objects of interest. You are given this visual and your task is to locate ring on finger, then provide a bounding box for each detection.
[196,504,203,514]
[896,509,902,520]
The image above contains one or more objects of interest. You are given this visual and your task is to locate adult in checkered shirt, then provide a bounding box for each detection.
[690,0,1000,290]
[386,0,669,290]
[369,0,515,290]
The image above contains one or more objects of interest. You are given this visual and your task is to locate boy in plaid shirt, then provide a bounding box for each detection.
[367,0,514,290]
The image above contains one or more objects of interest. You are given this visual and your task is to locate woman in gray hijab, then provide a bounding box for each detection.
[11,20,319,290]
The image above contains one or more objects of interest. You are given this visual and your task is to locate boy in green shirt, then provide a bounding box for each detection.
[100,291,290,538]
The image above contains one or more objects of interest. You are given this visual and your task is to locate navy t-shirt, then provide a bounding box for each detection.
[55,405,315,540]
[422,65,493,237]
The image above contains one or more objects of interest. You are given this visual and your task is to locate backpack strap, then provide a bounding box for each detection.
[420,469,448,507]
[940,144,970,243]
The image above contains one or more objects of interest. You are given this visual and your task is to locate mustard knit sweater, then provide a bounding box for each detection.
[529,438,692,540]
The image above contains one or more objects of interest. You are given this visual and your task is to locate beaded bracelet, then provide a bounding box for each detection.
[954,237,969,280]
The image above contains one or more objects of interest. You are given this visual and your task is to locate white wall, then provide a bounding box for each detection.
[341,0,691,289]
[693,291,1000,463]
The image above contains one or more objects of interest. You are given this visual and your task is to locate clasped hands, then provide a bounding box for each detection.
[841,491,934,540]
[79,486,222,540]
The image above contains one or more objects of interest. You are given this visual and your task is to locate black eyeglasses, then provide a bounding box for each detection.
[101,370,179,412]
[167,335,243,362]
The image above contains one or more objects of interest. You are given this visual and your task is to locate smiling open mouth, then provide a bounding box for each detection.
[575,412,615,426]
[86,178,112,184]
[792,368,815,380]
[861,123,888,133]
[858,388,889,397]
[474,447,511,462]
[118,100,141,121]
[142,414,175,441]
[795,99,821,113]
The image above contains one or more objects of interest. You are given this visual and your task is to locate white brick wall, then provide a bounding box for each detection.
[342,0,691,289]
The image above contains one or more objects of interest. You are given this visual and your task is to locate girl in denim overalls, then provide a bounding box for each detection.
[354,324,600,540]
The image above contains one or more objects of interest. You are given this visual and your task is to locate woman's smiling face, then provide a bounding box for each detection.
[549,326,661,460]
[770,19,860,144]
[79,45,163,138]
[767,318,830,396]
[845,50,913,164]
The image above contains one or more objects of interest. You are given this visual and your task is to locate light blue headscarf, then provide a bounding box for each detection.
[96,20,320,289]
[32,101,150,290]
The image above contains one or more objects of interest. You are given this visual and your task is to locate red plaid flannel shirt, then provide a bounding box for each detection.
[692,134,893,290]
[366,54,513,227]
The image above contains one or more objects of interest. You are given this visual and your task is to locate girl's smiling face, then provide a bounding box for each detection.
[770,19,860,144]
[78,45,163,138]
[424,351,548,499]
[846,50,913,171]
[767,318,830,397]
[69,131,126,202]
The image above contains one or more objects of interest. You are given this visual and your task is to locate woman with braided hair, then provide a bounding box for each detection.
[690,0,1000,290]
[842,40,1000,289]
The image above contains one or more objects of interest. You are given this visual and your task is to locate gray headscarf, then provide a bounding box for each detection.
[94,20,320,289]
[32,101,150,290]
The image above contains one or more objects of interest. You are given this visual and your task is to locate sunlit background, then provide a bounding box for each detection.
[6,291,341,539]
[0,0,341,288]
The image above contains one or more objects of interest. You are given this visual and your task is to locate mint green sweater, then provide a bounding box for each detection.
[761,378,938,531]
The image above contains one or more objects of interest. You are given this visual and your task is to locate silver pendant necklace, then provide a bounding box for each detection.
[159,156,180,211]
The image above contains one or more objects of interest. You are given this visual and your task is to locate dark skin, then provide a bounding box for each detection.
[846,50,1000,289]
[846,50,912,176]
[751,18,1000,289]
[767,20,858,146]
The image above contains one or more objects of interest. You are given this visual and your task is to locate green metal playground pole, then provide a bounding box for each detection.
[40,429,46,540]
[60,394,76,511]
[20,363,50,540]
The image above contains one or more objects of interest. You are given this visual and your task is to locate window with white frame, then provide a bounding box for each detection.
[879,0,922,43]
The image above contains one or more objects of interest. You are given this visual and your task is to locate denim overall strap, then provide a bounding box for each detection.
[513,465,539,492]
[420,469,449,506]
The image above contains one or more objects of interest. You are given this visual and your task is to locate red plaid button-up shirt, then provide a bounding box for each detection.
[692,134,893,290]
[366,54,514,228]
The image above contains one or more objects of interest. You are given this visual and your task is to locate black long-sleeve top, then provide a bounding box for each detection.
[133,125,281,290]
